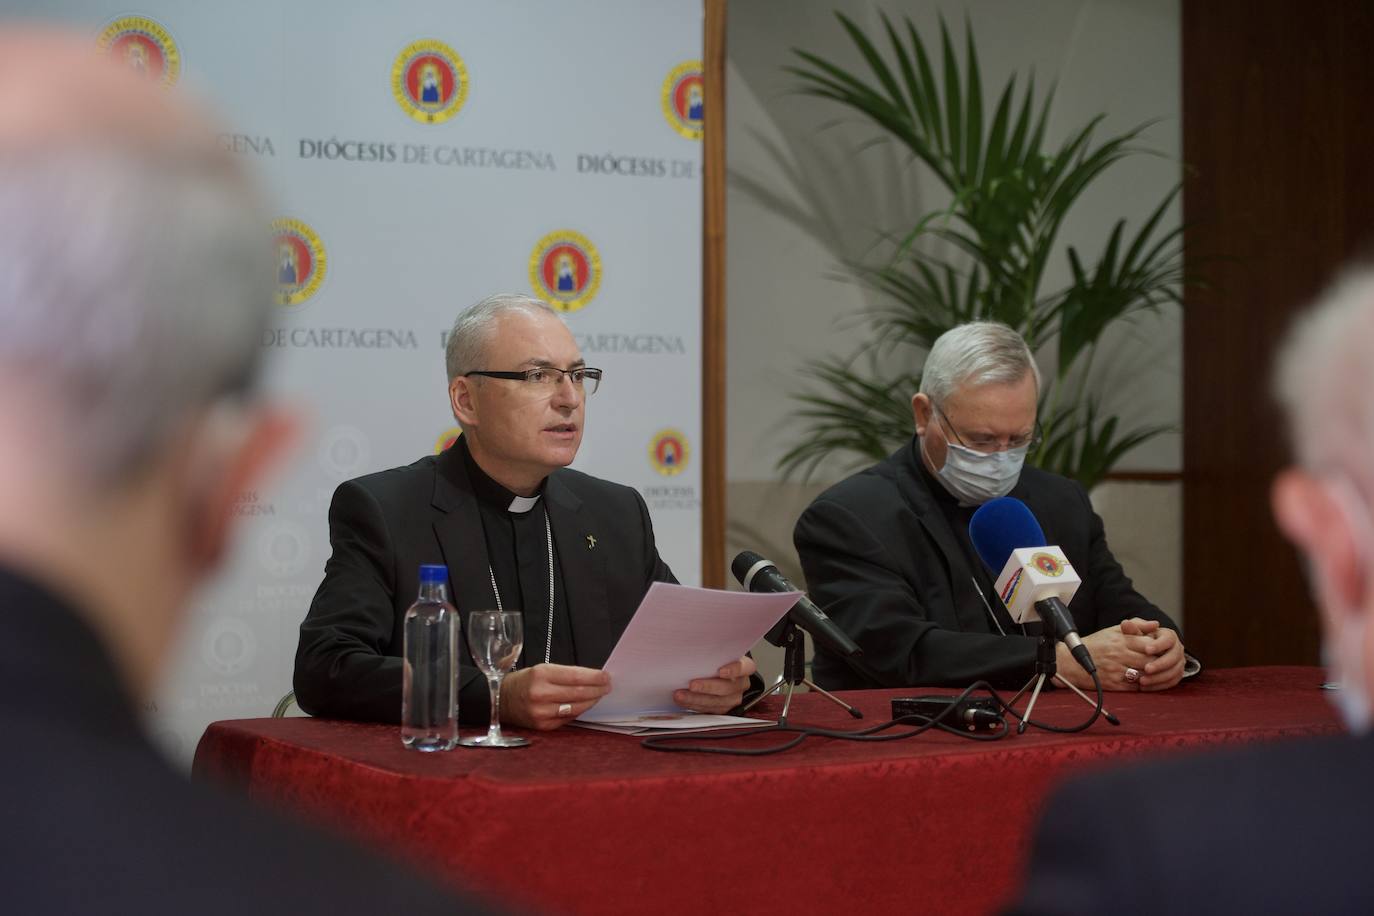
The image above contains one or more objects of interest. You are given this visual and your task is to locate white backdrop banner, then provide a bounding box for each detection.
[18,0,705,763]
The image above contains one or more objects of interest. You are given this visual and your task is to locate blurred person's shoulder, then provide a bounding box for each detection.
[0,714,496,915]
[1017,733,1374,916]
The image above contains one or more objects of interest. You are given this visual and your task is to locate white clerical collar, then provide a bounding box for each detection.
[508,493,542,514]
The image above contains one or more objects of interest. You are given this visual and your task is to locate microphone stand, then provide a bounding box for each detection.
[1004,632,1119,733]
[1050,672,1120,726]
[739,619,863,726]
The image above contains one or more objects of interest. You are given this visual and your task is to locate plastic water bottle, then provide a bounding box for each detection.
[401,564,458,751]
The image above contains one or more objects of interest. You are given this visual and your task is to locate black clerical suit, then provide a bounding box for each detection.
[0,567,488,916]
[1008,733,1374,915]
[295,438,676,724]
[793,437,1178,690]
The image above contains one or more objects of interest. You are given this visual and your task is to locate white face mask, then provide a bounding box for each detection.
[1315,477,1374,734]
[925,438,1027,507]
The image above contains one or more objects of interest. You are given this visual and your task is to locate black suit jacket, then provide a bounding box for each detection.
[0,567,488,916]
[294,445,676,723]
[794,440,1178,689]
[1008,734,1374,914]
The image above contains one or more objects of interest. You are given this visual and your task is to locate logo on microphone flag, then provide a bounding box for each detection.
[994,547,1082,625]
[648,429,689,476]
[271,218,327,306]
[97,16,180,87]
[661,60,704,140]
[392,39,469,124]
[529,230,601,312]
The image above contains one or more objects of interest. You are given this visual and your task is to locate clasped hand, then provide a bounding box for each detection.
[499,656,758,731]
[1056,618,1186,692]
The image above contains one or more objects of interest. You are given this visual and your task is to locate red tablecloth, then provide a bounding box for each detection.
[194,667,1340,916]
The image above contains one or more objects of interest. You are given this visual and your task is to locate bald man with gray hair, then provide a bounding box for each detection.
[1007,265,1374,915]
[795,320,1190,694]
[0,28,484,916]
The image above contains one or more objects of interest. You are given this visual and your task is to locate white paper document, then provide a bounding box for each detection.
[576,581,799,726]
[570,712,774,736]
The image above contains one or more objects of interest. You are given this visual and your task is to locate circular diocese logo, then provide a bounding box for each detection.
[392,39,469,124]
[202,617,257,677]
[649,429,690,476]
[434,426,463,454]
[271,218,327,306]
[529,230,602,312]
[97,16,181,87]
[661,60,704,140]
[1031,552,1066,577]
[258,521,310,578]
[317,425,371,479]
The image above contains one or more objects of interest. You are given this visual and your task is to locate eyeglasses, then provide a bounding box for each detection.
[463,366,603,395]
[934,405,1042,453]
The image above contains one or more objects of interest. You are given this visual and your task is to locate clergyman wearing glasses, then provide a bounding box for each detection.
[295,294,757,729]
[793,321,1194,695]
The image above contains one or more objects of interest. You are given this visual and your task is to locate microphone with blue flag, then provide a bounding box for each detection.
[968,497,1097,675]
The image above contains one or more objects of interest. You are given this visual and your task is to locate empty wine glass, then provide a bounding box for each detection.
[458,610,530,748]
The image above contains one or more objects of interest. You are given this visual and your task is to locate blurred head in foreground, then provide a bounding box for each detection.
[1272,265,1374,731]
[0,29,294,700]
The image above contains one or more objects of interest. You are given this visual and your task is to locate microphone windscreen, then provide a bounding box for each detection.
[968,497,1047,573]
[731,550,767,585]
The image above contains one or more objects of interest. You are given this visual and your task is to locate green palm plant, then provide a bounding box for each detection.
[777,12,1186,490]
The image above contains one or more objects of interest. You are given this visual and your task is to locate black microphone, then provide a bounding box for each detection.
[1034,596,1096,675]
[731,551,863,659]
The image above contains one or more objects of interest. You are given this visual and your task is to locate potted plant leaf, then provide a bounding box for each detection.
[775,11,1187,490]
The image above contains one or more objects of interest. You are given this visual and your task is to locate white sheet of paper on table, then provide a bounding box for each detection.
[577,581,799,722]
[569,712,776,736]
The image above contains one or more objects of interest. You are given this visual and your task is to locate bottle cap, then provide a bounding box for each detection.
[419,564,448,583]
